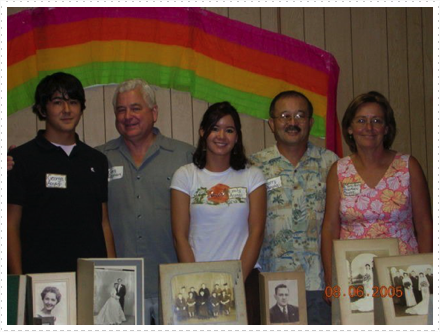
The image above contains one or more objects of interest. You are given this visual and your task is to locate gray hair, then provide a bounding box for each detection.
[112,79,156,109]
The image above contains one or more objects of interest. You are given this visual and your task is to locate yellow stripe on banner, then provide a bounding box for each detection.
[8,40,328,118]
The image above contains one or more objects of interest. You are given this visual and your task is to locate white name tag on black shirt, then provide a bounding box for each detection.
[46,174,67,189]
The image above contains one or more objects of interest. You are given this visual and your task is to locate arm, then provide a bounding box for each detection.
[7,145,16,171]
[240,184,266,280]
[171,189,196,262]
[408,156,433,252]
[101,203,116,258]
[321,163,341,300]
[7,204,23,274]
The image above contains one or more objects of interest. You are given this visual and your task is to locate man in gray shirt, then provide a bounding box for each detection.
[96,79,194,324]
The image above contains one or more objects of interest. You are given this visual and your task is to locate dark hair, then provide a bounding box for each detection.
[41,286,61,304]
[275,284,289,295]
[32,72,86,120]
[269,90,314,118]
[342,91,396,153]
[193,102,247,170]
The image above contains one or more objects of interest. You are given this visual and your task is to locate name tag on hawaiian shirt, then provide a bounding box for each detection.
[46,174,67,189]
[108,166,123,182]
[343,182,361,196]
[267,176,282,191]
[229,187,247,199]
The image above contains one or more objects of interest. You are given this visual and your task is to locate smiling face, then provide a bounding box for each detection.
[348,102,388,151]
[269,96,314,150]
[44,91,82,135]
[202,115,238,160]
[43,292,58,312]
[115,87,158,143]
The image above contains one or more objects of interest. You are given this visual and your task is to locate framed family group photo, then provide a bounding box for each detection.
[77,258,144,325]
[259,272,307,325]
[26,272,77,325]
[159,260,247,325]
[373,253,433,325]
[331,238,400,324]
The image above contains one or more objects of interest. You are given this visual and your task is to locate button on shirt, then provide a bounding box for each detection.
[250,143,338,290]
[96,128,194,298]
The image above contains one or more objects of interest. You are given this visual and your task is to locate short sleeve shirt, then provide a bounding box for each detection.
[250,143,338,290]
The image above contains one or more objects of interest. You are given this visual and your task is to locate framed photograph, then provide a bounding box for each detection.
[7,275,27,325]
[259,272,307,325]
[373,253,433,325]
[26,272,76,325]
[331,238,399,325]
[160,260,247,325]
[77,258,144,325]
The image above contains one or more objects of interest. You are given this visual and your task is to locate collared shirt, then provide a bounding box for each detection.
[96,128,194,298]
[250,143,338,290]
[8,130,108,273]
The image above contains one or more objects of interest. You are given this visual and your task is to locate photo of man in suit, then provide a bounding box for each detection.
[114,278,126,311]
[269,284,299,323]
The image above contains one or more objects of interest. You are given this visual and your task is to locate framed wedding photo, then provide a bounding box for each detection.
[160,260,247,325]
[26,272,76,325]
[77,258,144,325]
[373,253,433,325]
[259,271,307,325]
[331,238,399,325]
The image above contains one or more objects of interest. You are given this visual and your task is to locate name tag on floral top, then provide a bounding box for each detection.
[267,176,282,191]
[46,174,67,188]
[343,182,361,196]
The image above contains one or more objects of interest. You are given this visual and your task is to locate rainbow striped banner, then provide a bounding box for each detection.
[8,7,341,154]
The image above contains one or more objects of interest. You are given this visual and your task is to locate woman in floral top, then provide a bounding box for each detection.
[321,91,432,294]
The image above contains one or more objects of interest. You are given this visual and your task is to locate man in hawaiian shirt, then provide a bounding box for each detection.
[250,90,338,324]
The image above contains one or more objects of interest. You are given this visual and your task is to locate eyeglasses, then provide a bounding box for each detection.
[351,118,385,128]
[272,112,309,124]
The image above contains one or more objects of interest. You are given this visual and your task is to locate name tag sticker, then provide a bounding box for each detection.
[228,187,247,199]
[343,182,361,196]
[267,176,282,191]
[108,166,123,182]
[46,174,67,189]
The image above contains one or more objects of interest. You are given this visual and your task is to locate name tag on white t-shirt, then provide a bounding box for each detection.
[228,187,247,199]
[267,176,282,191]
[46,174,67,189]
[343,182,361,196]
[108,166,124,182]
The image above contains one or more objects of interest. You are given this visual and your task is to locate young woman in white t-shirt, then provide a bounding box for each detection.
[171,102,267,323]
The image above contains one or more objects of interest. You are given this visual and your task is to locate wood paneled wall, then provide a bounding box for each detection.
[7,7,433,198]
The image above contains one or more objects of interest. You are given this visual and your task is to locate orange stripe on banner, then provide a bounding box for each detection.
[8,18,328,96]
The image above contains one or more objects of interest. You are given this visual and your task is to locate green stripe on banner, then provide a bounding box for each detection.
[7,62,325,138]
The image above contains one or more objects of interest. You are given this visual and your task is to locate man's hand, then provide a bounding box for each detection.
[7,145,16,171]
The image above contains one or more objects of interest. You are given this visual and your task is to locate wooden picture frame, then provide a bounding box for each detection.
[7,275,27,325]
[77,258,144,325]
[373,253,433,325]
[331,238,399,325]
[26,272,77,325]
[259,272,307,325]
[160,260,247,325]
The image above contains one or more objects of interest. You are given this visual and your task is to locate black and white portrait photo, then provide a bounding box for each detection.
[170,272,236,324]
[93,269,135,325]
[268,280,299,324]
[389,264,433,317]
[345,250,387,313]
[33,282,68,325]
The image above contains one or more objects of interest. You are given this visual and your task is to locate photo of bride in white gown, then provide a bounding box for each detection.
[95,287,126,325]
[405,272,430,316]
[351,263,374,312]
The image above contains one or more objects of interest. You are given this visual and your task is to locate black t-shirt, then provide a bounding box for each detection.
[8,131,108,273]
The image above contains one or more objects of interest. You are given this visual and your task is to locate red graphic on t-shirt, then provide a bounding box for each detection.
[207,184,230,203]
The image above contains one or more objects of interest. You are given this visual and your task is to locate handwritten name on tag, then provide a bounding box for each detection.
[108,166,123,182]
[343,182,361,196]
[46,174,67,189]
[229,187,247,199]
[267,176,282,191]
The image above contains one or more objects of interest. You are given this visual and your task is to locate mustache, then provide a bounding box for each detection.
[285,125,301,132]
